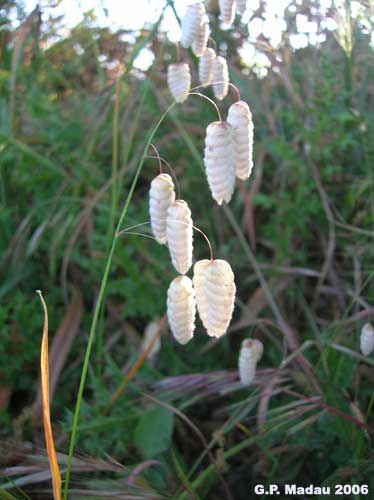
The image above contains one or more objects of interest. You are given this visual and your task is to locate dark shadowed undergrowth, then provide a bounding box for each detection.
[0,1,374,498]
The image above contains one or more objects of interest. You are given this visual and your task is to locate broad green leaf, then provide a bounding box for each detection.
[134,406,174,459]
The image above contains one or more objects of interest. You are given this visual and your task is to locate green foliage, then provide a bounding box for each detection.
[134,405,174,459]
[1,1,374,499]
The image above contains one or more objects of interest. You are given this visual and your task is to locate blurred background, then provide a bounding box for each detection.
[0,0,374,498]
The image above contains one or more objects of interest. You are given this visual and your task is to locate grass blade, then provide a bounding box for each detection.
[36,290,61,500]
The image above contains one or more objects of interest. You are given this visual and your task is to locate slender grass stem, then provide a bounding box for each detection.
[96,76,121,378]
[62,102,176,499]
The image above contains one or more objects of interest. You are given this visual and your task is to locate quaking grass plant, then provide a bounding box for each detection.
[62,3,255,496]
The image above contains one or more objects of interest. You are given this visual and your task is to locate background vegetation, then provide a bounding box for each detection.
[0,0,374,498]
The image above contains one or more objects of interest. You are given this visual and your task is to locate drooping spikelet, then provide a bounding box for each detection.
[141,319,162,359]
[204,121,235,205]
[197,259,235,338]
[167,63,191,103]
[167,276,196,345]
[192,259,211,330]
[238,338,263,385]
[212,56,229,100]
[149,174,176,244]
[180,3,206,48]
[199,48,216,85]
[227,100,254,180]
[218,0,235,26]
[166,200,193,274]
[236,0,247,15]
[192,14,210,57]
[360,323,374,356]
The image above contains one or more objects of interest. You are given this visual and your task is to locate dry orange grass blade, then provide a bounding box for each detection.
[33,287,83,421]
[36,290,62,500]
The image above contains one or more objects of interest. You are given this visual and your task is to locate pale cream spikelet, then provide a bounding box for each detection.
[236,0,247,15]
[166,200,193,275]
[180,3,206,48]
[227,100,254,180]
[167,276,196,345]
[360,323,374,356]
[199,48,216,85]
[192,14,210,57]
[238,338,264,385]
[192,259,211,330]
[204,121,235,205]
[167,63,191,103]
[218,0,235,27]
[141,319,162,359]
[201,259,236,338]
[212,55,229,100]
[149,173,175,244]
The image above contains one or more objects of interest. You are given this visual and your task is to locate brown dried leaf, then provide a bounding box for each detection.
[33,287,83,419]
[36,291,61,500]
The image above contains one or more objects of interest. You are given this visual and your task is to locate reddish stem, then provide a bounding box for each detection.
[149,143,163,174]
[189,92,222,122]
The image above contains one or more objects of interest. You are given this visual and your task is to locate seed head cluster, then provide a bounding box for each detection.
[227,100,254,180]
[166,200,193,275]
[180,3,206,49]
[235,0,248,16]
[149,173,175,245]
[212,55,230,100]
[199,47,216,86]
[148,3,257,356]
[204,121,235,205]
[196,259,236,338]
[238,339,264,385]
[167,276,196,345]
[218,0,235,27]
[167,63,191,103]
[360,323,374,356]
[141,319,162,359]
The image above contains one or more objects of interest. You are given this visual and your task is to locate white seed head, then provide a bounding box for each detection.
[141,319,162,359]
[227,100,254,180]
[236,0,247,15]
[180,3,206,48]
[212,56,229,100]
[192,259,211,331]
[166,200,193,275]
[149,174,176,244]
[167,63,191,103]
[167,276,196,345]
[195,259,235,338]
[204,121,235,205]
[218,0,235,26]
[192,15,210,57]
[238,338,264,385]
[199,48,216,85]
[360,323,374,356]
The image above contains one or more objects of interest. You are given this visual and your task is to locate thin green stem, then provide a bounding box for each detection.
[62,102,176,499]
[96,77,121,378]
[111,77,121,232]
